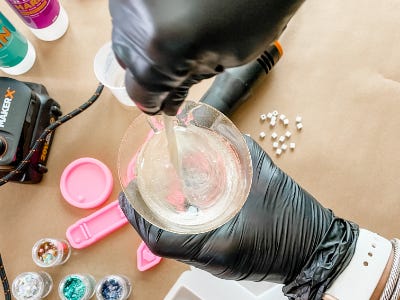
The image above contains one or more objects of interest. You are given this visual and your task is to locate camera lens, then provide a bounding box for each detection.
[0,137,7,157]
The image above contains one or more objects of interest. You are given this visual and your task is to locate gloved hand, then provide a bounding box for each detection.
[119,135,359,300]
[109,0,305,115]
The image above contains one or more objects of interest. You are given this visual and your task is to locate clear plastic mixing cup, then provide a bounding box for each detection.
[118,101,252,234]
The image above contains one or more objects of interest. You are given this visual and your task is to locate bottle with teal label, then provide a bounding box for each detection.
[0,13,36,75]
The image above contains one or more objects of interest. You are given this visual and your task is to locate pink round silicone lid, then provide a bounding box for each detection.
[60,157,113,209]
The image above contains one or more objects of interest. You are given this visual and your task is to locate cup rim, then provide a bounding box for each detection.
[93,42,125,90]
[118,101,253,234]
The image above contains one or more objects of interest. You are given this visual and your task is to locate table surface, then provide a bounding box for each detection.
[1,0,400,299]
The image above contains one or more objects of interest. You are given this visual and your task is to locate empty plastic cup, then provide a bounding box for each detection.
[93,42,135,109]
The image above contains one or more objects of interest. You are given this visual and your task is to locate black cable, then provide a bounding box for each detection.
[0,82,104,186]
[0,254,10,300]
[0,82,104,299]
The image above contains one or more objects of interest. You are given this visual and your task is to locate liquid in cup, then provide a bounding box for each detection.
[119,101,252,234]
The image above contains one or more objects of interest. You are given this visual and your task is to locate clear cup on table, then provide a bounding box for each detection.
[93,42,135,109]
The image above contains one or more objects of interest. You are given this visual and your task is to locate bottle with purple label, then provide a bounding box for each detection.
[5,0,69,41]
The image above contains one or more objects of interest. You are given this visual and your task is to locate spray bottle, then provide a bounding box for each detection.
[5,0,69,41]
[201,41,283,116]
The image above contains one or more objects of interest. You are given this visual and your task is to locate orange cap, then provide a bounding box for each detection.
[273,40,284,57]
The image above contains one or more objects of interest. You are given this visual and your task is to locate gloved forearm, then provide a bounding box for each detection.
[109,0,306,115]
[119,135,359,299]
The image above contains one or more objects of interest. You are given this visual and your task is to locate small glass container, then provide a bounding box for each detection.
[32,238,72,268]
[95,275,132,300]
[59,274,96,300]
[12,271,53,300]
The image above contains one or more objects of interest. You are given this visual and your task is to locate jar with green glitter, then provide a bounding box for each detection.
[59,274,96,300]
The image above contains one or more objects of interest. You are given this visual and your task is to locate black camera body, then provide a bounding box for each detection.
[0,77,62,183]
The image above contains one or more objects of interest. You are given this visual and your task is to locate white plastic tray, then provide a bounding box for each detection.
[164,267,287,300]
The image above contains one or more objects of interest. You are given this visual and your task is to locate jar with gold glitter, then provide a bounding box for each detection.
[32,238,72,267]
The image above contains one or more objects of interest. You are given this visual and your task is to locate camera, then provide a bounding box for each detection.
[0,77,62,183]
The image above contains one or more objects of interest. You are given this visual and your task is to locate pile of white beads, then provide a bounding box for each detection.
[258,110,303,157]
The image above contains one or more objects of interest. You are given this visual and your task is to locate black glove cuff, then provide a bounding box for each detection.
[282,217,359,300]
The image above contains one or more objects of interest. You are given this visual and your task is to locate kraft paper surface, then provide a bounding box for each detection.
[1,0,399,299]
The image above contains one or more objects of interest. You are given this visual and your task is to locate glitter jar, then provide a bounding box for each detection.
[95,275,132,300]
[32,238,72,267]
[12,271,53,300]
[59,274,96,300]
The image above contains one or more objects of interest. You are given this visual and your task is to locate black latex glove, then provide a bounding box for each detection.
[109,0,305,115]
[119,136,359,299]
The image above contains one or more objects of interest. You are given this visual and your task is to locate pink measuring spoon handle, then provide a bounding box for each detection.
[66,200,128,249]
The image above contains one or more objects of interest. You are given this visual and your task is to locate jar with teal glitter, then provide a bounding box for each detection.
[59,274,96,300]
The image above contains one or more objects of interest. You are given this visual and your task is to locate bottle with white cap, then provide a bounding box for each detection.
[0,13,36,75]
[5,0,69,41]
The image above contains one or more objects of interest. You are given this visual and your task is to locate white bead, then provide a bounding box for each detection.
[295,116,302,123]
[275,148,282,156]
[279,114,286,121]
[290,142,296,149]
[269,119,276,127]
[271,132,278,139]
[272,110,279,116]
[283,118,289,126]
[272,142,279,149]
[296,123,303,130]
[285,131,292,138]
[260,114,267,121]
[279,136,285,143]
[266,112,273,119]
[281,143,288,151]
[259,131,266,139]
